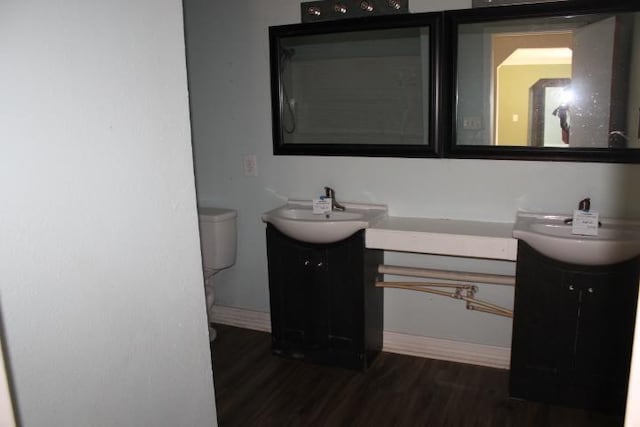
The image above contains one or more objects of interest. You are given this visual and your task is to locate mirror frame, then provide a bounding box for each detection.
[442,0,640,163]
[269,12,443,157]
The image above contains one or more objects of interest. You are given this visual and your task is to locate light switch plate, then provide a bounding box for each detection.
[243,155,258,177]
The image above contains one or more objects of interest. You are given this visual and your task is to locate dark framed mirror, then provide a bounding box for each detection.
[269,12,443,157]
[444,0,640,162]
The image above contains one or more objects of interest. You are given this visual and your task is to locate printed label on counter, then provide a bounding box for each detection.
[313,198,332,214]
[572,210,599,236]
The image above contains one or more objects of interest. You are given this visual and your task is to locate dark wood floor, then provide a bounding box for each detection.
[210,324,622,427]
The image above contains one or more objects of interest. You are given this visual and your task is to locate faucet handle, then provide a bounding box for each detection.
[578,198,590,211]
[324,186,334,198]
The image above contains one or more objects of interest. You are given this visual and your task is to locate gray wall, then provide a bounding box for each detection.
[0,0,217,425]
[184,0,640,348]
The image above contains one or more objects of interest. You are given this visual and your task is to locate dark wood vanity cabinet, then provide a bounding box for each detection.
[266,224,383,370]
[510,241,640,412]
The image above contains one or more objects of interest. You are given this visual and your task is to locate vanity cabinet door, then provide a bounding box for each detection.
[267,226,321,356]
[266,224,383,370]
[571,266,639,409]
[511,240,640,412]
[511,242,578,401]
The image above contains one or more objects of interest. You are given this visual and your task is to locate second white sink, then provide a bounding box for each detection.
[513,212,640,266]
[262,200,387,244]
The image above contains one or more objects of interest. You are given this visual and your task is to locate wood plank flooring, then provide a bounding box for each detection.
[210,324,622,427]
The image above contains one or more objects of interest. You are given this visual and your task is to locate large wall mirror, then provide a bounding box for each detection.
[269,1,640,162]
[446,0,640,162]
[269,13,442,157]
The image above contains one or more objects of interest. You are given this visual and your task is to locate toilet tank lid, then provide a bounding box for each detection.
[199,207,237,222]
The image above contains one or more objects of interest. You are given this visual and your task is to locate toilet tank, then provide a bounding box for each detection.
[198,207,237,271]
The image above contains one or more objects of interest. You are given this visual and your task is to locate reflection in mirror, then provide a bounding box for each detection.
[277,27,430,146]
[455,11,640,150]
[529,77,571,147]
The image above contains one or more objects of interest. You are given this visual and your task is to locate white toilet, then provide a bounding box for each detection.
[198,207,237,341]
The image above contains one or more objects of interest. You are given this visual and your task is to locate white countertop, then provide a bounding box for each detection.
[365,216,517,261]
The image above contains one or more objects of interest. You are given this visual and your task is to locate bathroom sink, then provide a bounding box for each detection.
[513,212,640,265]
[262,200,387,244]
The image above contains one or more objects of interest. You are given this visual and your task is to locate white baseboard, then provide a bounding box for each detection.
[211,305,272,332]
[383,331,510,369]
[211,305,510,370]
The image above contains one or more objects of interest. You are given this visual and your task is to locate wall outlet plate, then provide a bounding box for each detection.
[462,116,482,130]
[243,155,258,176]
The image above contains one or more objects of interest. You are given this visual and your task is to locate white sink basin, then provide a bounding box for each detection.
[513,212,640,265]
[262,200,387,244]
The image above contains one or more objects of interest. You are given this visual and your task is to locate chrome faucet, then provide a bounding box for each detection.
[578,198,590,212]
[324,187,345,211]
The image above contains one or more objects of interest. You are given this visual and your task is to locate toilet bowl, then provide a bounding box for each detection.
[198,207,237,341]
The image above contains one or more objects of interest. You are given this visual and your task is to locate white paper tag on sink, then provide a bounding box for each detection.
[572,209,599,236]
[312,198,332,214]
